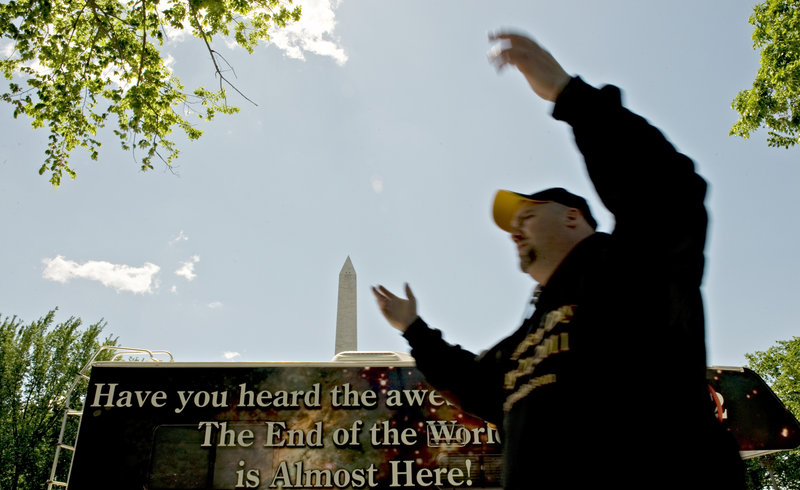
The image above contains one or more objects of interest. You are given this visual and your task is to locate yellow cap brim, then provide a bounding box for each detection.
[492,190,545,233]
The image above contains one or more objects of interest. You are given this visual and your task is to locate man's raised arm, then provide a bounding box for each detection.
[490,31,706,255]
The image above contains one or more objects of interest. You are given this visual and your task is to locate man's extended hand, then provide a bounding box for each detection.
[372,283,417,333]
[489,32,571,102]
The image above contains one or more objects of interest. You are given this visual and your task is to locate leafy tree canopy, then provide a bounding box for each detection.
[0,309,118,490]
[744,336,800,489]
[0,0,301,185]
[731,0,800,149]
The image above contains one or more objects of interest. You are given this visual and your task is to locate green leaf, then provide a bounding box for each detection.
[731,0,800,150]
[0,0,302,185]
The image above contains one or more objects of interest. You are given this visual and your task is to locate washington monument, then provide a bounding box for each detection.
[335,256,357,355]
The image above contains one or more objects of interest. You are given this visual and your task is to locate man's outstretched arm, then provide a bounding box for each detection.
[371,284,506,424]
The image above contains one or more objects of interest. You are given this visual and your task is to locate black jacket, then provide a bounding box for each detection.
[403,77,745,489]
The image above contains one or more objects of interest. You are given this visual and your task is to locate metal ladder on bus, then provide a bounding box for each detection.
[46,347,173,489]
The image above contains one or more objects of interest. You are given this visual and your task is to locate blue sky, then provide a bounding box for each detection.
[1,0,797,367]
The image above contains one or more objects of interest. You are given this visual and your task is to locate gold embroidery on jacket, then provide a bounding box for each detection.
[510,305,575,361]
[504,332,570,390]
[503,374,557,412]
[503,305,576,411]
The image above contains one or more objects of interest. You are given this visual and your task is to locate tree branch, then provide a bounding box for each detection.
[191,11,257,107]
[137,0,146,85]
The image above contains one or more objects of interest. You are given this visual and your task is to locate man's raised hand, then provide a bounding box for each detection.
[372,283,418,333]
[489,32,571,102]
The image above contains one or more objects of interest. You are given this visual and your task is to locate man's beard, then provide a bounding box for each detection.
[519,248,537,272]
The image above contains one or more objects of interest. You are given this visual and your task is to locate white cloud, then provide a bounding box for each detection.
[1,39,48,77]
[370,175,384,194]
[175,255,200,281]
[160,0,348,65]
[268,0,348,65]
[157,0,192,43]
[223,351,241,360]
[42,255,160,294]
[169,230,189,245]
[1,41,14,58]
[208,301,223,309]
[170,285,178,293]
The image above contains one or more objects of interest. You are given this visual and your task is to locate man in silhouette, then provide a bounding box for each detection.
[373,32,745,489]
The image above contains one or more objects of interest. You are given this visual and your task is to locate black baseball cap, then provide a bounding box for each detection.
[492,187,597,232]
